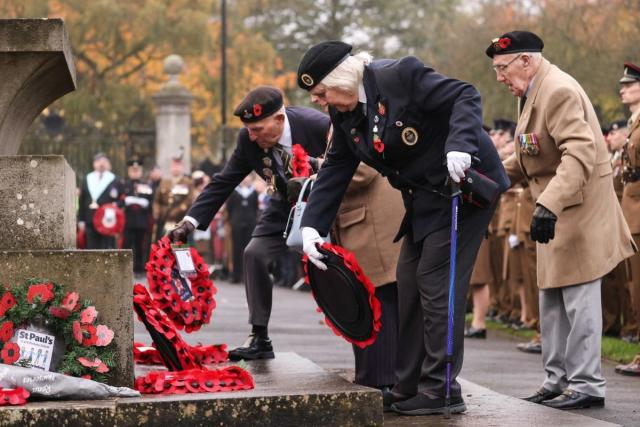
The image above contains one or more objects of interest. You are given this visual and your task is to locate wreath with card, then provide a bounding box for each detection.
[0,279,116,383]
[92,203,125,236]
[146,237,216,332]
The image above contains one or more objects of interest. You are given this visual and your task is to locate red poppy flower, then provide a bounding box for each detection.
[72,321,83,344]
[1,342,20,364]
[81,325,98,347]
[95,324,114,346]
[80,306,98,324]
[498,37,511,49]
[253,103,263,117]
[0,292,16,317]
[0,321,14,343]
[0,387,29,405]
[26,283,54,304]
[49,306,71,319]
[78,356,101,368]
[61,292,79,311]
[373,138,385,153]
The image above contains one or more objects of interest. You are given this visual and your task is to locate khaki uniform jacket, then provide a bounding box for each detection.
[503,59,635,289]
[332,163,403,287]
[621,118,640,233]
[153,176,195,225]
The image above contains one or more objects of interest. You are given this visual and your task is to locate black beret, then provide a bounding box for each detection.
[493,118,516,133]
[127,156,143,167]
[620,62,640,84]
[609,119,628,132]
[485,31,544,58]
[233,86,283,123]
[297,41,352,90]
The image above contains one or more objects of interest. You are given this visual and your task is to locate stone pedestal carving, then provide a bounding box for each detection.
[153,54,193,175]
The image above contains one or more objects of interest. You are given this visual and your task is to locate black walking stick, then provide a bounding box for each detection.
[444,181,461,419]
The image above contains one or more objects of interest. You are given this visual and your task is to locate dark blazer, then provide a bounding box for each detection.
[78,174,123,226]
[121,179,154,230]
[301,57,510,242]
[226,187,259,230]
[187,106,330,237]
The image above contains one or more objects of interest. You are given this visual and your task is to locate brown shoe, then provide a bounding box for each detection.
[615,355,640,376]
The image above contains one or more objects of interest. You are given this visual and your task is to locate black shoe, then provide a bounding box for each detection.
[228,334,275,361]
[543,389,604,410]
[382,389,412,412]
[510,320,525,330]
[495,314,510,325]
[391,394,466,416]
[464,327,487,339]
[517,340,542,354]
[522,387,561,404]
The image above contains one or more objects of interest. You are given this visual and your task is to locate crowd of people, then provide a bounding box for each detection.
[80,29,640,417]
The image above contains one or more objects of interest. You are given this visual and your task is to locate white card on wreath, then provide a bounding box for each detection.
[16,329,55,371]
[174,248,196,274]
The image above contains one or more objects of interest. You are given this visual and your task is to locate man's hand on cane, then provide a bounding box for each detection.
[302,227,327,270]
[446,151,472,183]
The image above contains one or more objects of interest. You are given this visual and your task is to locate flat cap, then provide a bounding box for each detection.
[233,86,283,123]
[485,31,544,58]
[620,62,640,84]
[297,41,352,90]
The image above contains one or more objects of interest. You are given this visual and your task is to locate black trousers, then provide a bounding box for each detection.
[392,203,496,399]
[86,225,116,250]
[123,227,148,273]
[352,282,398,388]
[231,224,254,283]
[243,234,290,326]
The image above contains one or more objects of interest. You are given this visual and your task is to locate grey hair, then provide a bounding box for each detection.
[319,52,373,94]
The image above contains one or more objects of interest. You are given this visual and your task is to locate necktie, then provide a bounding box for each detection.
[519,95,527,116]
[272,144,292,177]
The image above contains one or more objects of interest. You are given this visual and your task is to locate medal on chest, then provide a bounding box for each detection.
[372,102,385,155]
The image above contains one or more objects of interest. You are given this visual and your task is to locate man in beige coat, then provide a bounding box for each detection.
[487,31,635,410]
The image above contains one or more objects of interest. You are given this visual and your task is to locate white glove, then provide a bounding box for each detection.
[302,227,327,270]
[508,234,520,248]
[446,151,472,183]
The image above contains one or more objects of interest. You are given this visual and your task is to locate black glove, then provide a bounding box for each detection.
[167,221,195,243]
[286,177,308,203]
[530,204,557,244]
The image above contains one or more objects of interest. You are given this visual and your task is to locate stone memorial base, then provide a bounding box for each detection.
[0,250,133,387]
[0,353,382,427]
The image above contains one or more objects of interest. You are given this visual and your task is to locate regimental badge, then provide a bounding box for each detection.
[243,110,253,120]
[300,73,314,87]
[401,127,419,146]
[109,187,118,199]
[378,102,386,116]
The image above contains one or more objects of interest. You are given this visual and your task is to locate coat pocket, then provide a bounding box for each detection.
[338,206,366,228]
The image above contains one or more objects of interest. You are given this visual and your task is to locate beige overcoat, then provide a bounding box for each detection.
[332,163,403,287]
[503,58,635,289]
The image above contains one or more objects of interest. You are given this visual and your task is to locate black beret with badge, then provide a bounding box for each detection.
[620,62,640,84]
[297,41,353,90]
[233,86,284,123]
[609,119,628,132]
[485,30,544,58]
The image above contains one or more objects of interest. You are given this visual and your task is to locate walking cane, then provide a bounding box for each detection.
[444,180,461,419]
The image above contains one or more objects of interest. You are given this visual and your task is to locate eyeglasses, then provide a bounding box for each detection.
[492,54,522,74]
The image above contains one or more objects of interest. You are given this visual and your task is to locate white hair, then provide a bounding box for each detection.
[319,52,373,94]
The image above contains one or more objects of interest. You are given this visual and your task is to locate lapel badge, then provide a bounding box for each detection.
[395,121,403,127]
[378,102,385,116]
[353,136,360,144]
[374,115,379,124]
[300,73,314,87]
[401,127,419,146]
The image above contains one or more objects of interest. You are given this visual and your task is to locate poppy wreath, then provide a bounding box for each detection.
[134,342,228,365]
[303,242,382,349]
[0,387,30,406]
[92,203,125,236]
[145,236,216,332]
[291,144,311,178]
[134,366,254,395]
[0,279,117,384]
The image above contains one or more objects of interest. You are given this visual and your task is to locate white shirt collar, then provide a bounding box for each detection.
[358,83,367,104]
[277,110,292,153]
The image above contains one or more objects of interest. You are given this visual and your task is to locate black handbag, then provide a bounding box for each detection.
[459,168,500,209]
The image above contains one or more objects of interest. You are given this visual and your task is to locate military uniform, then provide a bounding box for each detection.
[121,174,154,274]
[153,175,194,242]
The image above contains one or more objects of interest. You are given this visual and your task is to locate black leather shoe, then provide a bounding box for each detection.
[464,327,487,339]
[543,389,604,410]
[522,387,561,404]
[391,394,466,416]
[517,340,542,354]
[228,334,275,361]
[382,389,412,412]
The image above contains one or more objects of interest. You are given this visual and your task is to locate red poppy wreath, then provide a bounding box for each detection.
[291,144,311,178]
[0,279,117,384]
[303,242,382,349]
[92,203,125,236]
[146,237,216,332]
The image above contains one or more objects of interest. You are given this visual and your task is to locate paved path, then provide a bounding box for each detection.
[134,279,639,426]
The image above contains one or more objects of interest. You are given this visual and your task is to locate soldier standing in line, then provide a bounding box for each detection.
[121,157,154,277]
[615,63,640,376]
[226,175,259,284]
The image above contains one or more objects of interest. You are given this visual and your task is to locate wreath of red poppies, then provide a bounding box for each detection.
[135,366,254,395]
[303,242,382,349]
[145,237,216,332]
[291,144,311,178]
[92,203,125,236]
[134,342,228,366]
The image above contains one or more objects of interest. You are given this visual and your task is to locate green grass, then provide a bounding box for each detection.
[465,314,640,363]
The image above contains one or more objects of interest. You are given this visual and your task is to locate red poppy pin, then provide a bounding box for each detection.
[498,37,511,50]
[253,103,263,117]
[373,136,384,153]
